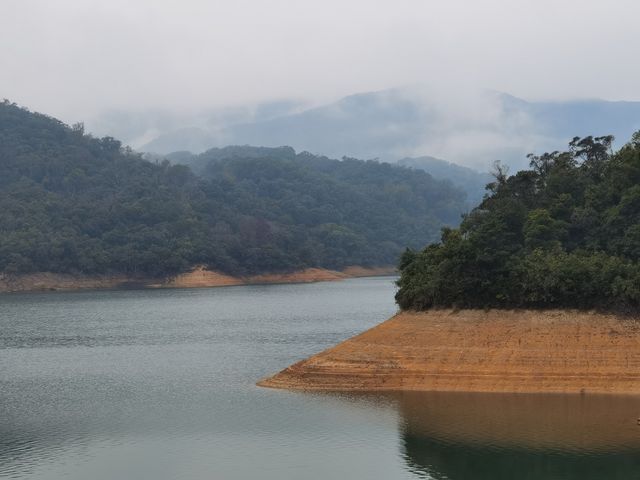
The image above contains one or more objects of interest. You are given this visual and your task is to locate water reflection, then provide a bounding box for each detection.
[393,391,640,479]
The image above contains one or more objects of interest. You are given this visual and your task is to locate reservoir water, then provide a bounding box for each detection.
[1,277,639,479]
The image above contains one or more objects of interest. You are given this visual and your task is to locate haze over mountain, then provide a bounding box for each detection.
[87,87,640,172]
[397,156,492,205]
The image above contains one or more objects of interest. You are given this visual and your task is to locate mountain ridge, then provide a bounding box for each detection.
[121,87,640,170]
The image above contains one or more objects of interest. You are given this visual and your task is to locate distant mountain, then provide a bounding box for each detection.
[86,99,307,152]
[142,88,429,159]
[515,95,640,142]
[397,156,492,205]
[127,87,640,171]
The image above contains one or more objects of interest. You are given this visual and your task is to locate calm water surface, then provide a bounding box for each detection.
[1,277,640,479]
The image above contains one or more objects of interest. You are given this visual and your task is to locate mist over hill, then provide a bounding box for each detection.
[87,87,640,171]
[86,99,307,153]
[397,156,492,205]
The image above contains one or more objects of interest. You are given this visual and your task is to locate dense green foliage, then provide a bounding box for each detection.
[168,145,298,176]
[396,134,640,312]
[0,101,467,277]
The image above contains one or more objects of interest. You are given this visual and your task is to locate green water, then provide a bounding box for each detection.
[1,277,639,479]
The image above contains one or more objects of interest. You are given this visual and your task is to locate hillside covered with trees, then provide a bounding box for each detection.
[396,133,640,312]
[0,101,467,278]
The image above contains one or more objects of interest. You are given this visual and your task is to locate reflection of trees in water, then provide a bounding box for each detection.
[402,433,640,480]
[396,391,640,480]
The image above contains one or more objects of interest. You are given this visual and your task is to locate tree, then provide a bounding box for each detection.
[396,132,640,313]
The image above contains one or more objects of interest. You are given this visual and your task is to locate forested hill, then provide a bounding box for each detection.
[166,145,297,175]
[0,101,467,278]
[396,133,640,312]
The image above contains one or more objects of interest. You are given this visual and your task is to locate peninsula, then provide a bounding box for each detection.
[260,133,640,394]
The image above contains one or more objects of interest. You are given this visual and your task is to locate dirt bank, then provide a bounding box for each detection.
[0,265,396,293]
[160,266,353,288]
[258,309,640,394]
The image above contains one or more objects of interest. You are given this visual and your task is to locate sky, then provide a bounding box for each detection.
[2,0,640,124]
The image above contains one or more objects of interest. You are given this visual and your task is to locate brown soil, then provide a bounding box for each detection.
[245,267,349,284]
[0,265,395,293]
[159,267,244,288]
[160,267,351,288]
[342,266,397,277]
[258,309,640,394]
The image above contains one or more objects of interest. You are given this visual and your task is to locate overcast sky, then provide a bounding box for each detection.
[2,0,639,123]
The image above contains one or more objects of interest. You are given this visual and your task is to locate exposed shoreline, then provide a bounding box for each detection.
[0,265,396,294]
[258,309,640,395]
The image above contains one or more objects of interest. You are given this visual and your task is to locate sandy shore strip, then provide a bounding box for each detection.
[258,309,640,395]
[0,265,396,293]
